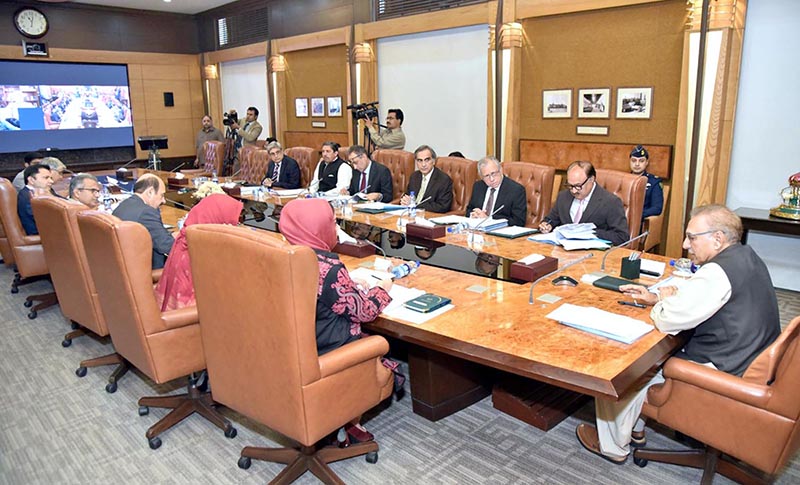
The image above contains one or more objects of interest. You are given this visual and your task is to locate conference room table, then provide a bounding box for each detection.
[145,172,684,429]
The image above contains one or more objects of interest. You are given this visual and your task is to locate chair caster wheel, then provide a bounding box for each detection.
[11,286,18,294]
[75,366,87,377]
[224,426,237,439]
[24,299,33,307]
[105,381,118,393]
[27,310,37,319]
[366,451,378,464]
[138,406,149,416]
[238,456,251,469]
[62,339,72,348]
[633,456,648,468]
[148,437,162,450]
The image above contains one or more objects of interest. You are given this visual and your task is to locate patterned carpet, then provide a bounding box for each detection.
[0,264,798,485]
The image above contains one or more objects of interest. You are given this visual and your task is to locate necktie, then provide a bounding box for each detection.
[272,162,280,183]
[416,175,429,204]
[484,188,496,214]
[359,172,367,192]
[574,199,585,223]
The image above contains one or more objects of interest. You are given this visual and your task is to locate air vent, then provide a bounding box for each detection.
[216,6,269,49]
[376,0,487,21]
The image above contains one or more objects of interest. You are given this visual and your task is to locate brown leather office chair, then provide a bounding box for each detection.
[242,148,269,184]
[285,147,316,187]
[77,211,236,449]
[435,156,478,214]
[238,144,259,176]
[0,178,57,317]
[338,146,350,162]
[31,197,129,390]
[642,184,670,253]
[186,224,393,484]
[0,215,14,267]
[595,169,647,242]
[503,162,556,227]
[635,316,800,484]
[372,149,415,203]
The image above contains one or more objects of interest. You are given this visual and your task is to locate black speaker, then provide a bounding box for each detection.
[163,92,174,107]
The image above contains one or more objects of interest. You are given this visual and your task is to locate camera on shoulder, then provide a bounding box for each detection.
[222,109,238,126]
[347,101,379,121]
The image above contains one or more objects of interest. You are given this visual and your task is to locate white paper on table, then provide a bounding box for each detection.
[273,188,306,197]
[336,226,357,244]
[429,215,464,225]
[560,238,611,251]
[348,267,394,289]
[383,303,455,325]
[640,259,666,277]
[383,285,426,312]
[488,226,537,237]
[555,223,598,240]
[546,303,653,344]
[518,253,545,265]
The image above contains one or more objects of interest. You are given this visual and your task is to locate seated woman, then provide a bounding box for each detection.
[279,198,397,444]
[154,193,243,311]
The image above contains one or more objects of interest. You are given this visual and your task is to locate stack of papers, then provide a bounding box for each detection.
[546,303,653,344]
[529,223,611,250]
[486,226,538,239]
[273,188,306,198]
[354,202,406,213]
[428,215,508,231]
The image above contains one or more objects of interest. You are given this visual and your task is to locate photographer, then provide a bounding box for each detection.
[364,108,406,150]
[228,106,262,147]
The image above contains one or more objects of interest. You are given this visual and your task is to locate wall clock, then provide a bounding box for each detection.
[14,8,49,39]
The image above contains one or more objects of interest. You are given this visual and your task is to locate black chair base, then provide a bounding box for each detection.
[24,291,58,319]
[10,272,49,294]
[138,378,235,449]
[633,446,772,485]
[239,440,379,485]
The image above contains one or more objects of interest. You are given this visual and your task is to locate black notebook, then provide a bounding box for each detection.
[403,293,452,313]
[592,275,647,292]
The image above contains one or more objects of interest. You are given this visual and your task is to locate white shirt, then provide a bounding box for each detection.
[308,159,353,195]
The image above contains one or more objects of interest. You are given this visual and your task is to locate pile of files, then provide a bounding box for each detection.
[529,222,610,250]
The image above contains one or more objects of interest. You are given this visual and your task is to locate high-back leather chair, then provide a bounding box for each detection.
[338,146,350,162]
[238,144,259,176]
[285,147,316,187]
[642,184,670,253]
[31,197,129,389]
[187,224,393,483]
[635,316,800,483]
[202,140,226,175]
[595,169,647,241]
[503,162,556,227]
[0,178,57,317]
[77,211,236,449]
[372,149,415,203]
[0,216,13,267]
[435,156,478,214]
[241,148,269,184]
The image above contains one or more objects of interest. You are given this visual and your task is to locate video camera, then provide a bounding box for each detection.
[222,109,238,126]
[347,101,379,121]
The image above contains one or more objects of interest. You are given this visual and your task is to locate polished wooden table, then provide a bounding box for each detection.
[735,207,800,243]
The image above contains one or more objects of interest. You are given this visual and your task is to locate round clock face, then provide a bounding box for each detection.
[14,8,49,39]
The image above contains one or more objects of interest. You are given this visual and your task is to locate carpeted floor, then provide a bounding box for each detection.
[1,264,798,484]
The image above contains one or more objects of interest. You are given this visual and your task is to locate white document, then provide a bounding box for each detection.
[336,226,357,244]
[640,259,666,277]
[546,303,653,344]
[518,253,545,265]
[273,188,306,197]
[383,285,426,312]
[488,226,537,237]
[348,267,394,289]
[429,215,465,225]
[560,238,611,251]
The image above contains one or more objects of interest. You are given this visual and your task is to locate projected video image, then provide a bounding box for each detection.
[0,85,132,131]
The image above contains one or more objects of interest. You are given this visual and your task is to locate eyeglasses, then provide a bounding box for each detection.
[482,170,501,181]
[415,157,434,164]
[348,154,364,164]
[564,177,592,191]
[268,150,282,156]
[77,188,101,194]
[685,229,717,242]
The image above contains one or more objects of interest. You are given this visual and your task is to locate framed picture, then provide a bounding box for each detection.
[578,88,610,119]
[311,97,325,117]
[327,96,342,117]
[542,89,572,119]
[616,87,653,119]
[295,98,308,118]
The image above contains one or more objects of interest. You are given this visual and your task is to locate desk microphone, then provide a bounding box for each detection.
[473,204,505,230]
[117,158,138,170]
[358,237,387,257]
[528,253,594,304]
[600,231,649,271]
[351,184,371,200]
[228,168,243,179]
[398,195,431,216]
[169,162,187,173]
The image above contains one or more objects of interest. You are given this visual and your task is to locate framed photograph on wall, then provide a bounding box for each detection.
[578,88,610,119]
[295,98,308,118]
[542,89,572,119]
[616,87,653,119]
[311,97,325,117]
[327,96,342,117]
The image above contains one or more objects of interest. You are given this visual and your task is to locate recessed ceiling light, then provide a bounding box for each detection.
[163,0,172,3]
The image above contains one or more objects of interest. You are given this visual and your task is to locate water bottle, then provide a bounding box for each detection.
[408,191,417,218]
[257,186,265,201]
[447,221,470,234]
[211,169,218,183]
[101,185,112,211]
[390,261,420,279]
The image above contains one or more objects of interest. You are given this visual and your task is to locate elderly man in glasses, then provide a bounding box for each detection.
[68,173,103,210]
[538,160,629,245]
[465,156,527,227]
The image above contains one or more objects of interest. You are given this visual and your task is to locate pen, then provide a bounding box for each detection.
[618,300,646,309]
[640,269,660,277]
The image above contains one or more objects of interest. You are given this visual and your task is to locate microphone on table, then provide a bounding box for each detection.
[528,253,594,304]
[358,237,387,257]
[600,231,649,271]
[473,204,505,230]
[169,162,187,173]
[117,158,138,170]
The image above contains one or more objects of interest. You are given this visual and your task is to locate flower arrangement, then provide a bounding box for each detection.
[192,181,225,199]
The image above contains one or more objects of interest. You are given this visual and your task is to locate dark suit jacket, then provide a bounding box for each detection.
[112,195,175,269]
[544,183,630,245]
[263,155,301,189]
[406,168,453,213]
[17,187,37,235]
[465,177,527,227]
[349,160,393,203]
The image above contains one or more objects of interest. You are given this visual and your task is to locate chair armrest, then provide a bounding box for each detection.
[151,268,163,283]
[160,305,198,330]
[22,235,41,246]
[318,335,389,379]
[653,358,772,408]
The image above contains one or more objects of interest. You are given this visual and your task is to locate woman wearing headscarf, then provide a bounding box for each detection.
[154,193,243,311]
[280,198,397,445]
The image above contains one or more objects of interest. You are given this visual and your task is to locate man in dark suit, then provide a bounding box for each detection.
[112,174,175,269]
[539,160,629,245]
[465,157,527,227]
[261,141,301,189]
[400,145,453,213]
[17,164,53,235]
[343,145,393,202]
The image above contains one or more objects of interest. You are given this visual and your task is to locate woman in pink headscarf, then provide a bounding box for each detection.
[155,193,243,311]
